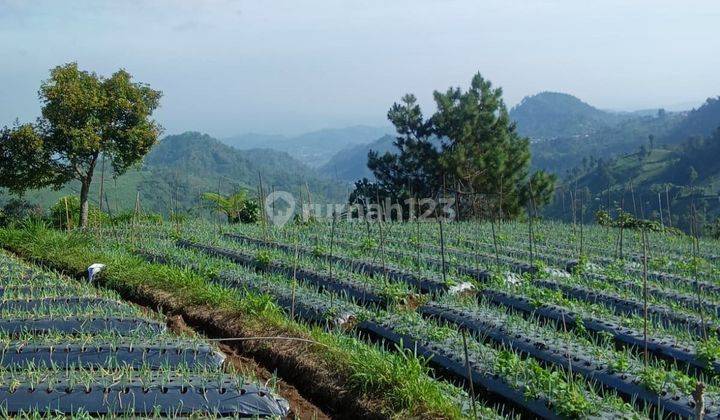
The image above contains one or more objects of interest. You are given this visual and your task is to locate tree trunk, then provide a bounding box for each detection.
[79,178,91,229]
[78,153,99,229]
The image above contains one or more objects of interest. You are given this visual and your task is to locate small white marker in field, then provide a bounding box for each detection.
[448,281,475,294]
[88,263,106,283]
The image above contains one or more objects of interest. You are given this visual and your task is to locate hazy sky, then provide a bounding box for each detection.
[1,0,718,137]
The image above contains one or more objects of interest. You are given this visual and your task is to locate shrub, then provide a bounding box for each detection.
[48,196,108,229]
[0,199,43,227]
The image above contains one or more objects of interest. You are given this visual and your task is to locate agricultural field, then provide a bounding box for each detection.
[0,250,289,417]
[1,217,720,418]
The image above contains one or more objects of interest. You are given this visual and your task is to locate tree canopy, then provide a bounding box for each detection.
[352,72,555,220]
[0,63,162,227]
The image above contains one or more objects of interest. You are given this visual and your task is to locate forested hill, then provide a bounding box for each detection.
[519,94,720,173]
[529,110,683,173]
[545,125,720,232]
[510,91,630,140]
[0,132,347,216]
[222,125,391,167]
[319,135,396,182]
[663,97,720,144]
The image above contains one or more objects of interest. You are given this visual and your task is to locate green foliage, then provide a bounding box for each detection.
[359,237,378,252]
[696,336,720,367]
[0,198,43,227]
[494,350,596,418]
[311,244,327,258]
[202,190,259,224]
[48,195,108,229]
[710,218,720,240]
[595,209,664,232]
[571,254,589,276]
[254,249,272,270]
[0,63,162,228]
[110,210,164,226]
[639,366,695,396]
[608,352,630,374]
[357,73,555,220]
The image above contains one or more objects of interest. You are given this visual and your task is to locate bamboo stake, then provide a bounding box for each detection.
[694,382,706,420]
[439,216,447,285]
[461,330,478,420]
[291,230,299,321]
[64,196,71,233]
[666,184,672,228]
[642,229,649,368]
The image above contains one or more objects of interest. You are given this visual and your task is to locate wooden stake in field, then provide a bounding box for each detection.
[414,194,421,269]
[63,196,71,233]
[329,209,337,283]
[438,215,447,285]
[579,192,584,257]
[461,330,478,420]
[694,382,706,420]
[258,173,268,240]
[665,184,672,228]
[490,207,500,267]
[641,228,649,368]
[376,191,387,277]
[691,197,707,341]
[291,228,299,321]
[527,182,536,265]
[657,192,664,229]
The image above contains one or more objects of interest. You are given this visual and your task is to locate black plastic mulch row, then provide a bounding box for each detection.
[0,317,166,336]
[179,240,387,306]
[215,272,356,327]
[0,343,225,369]
[534,279,720,337]
[308,236,498,282]
[577,271,720,318]
[0,380,289,417]
[223,233,454,294]
[357,319,562,420]
[0,286,87,298]
[0,297,124,311]
[418,302,714,418]
[565,260,720,297]
[438,241,720,318]
[481,289,720,375]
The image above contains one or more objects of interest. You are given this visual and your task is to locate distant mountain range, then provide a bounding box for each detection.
[222,125,391,167]
[319,135,396,182]
[1,132,347,215]
[526,93,720,174]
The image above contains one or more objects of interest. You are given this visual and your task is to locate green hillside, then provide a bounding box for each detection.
[1,132,347,217]
[510,91,629,140]
[530,111,683,173]
[546,128,720,231]
[319,134,396,182]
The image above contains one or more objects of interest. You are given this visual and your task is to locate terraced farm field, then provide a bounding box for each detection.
[1,219,719,418]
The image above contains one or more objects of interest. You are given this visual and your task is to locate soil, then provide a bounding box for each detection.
[144,288,384,420]
[165,313,328,420]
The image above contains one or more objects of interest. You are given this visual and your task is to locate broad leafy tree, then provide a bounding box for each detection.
[0,63,162,227]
